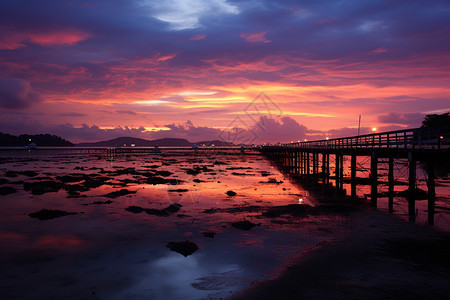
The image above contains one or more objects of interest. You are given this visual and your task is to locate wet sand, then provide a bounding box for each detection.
[231,208,450,300]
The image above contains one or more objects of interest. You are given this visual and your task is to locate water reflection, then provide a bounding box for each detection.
[0,151,350,299]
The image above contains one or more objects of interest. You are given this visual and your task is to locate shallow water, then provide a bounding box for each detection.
[0,150,353,299]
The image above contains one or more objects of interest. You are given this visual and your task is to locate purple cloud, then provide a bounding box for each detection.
[378,112,424,126]
[0,78,42,109]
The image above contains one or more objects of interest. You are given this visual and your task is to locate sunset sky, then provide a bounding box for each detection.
[1,0,449,143]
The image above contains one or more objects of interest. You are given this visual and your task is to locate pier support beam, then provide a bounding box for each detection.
[306,152,310,176]
[371,152,378,206]
[335,154,340,192]
[427,159,436,226]
[388,156,394,213]
[408,152,416,222]
[339,154,344,191]
[351,153,357,199]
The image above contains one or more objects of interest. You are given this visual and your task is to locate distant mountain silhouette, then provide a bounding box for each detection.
[0,132,73,147]
[76,137,234,147]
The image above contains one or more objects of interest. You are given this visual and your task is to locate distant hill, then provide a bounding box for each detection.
[0,132,73,147]
[194,140,234,146]
[76,137,235,147]
[77,137,192,147]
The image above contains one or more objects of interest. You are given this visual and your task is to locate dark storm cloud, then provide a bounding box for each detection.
[378,112,424,126]
[0,78,42,109]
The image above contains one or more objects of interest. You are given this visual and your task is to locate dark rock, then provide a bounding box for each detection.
[29,209,76,220]
[6,171,38,177]
[260,178,283,184]
[202,231,216,238]
[92,200,113,205]
[154,170,173,177]
[0,186,17,196]
[0,178,9,185]
[103,189,136,198]
[166,240,199,257]
[165,203,182,213]
[168,189,189,193]
[146,176,180,185]
[231,172,247,176]
[24,181,63,195]
[231,220,258,231]
[56,174,86,183]
[397,188,428,200]
[145,204,182,216]
[145,208,170,216]
[125,206,144,213]
[226,190,237,196]
[193,179,205,183]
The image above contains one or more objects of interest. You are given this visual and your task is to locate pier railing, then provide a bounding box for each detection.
[276,127,448,150]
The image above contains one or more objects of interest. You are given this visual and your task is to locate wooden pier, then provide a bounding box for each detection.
[261,127,449,225]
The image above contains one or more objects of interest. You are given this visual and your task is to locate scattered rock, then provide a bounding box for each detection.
[24,181,63,195]
[146,176,180,185]
[0,186,17,196]
[231,172,248,176]
[6,171,39,178]
[260,178,283,184]
[397,188,428,200]
[168,189,189,193]
[202,231,216,238]
[29,209,77,220]
[145,204,182,216]
[226,190,237,196]
[154,170,173,177]
[231,220,258,231]
[56,174,86,183]
[165,203,182,213]
[83,200,113,206]
[103,189,136,198]
[125,206,144,213]
[166,240,199,257]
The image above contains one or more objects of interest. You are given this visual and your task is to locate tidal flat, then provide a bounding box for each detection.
[0,150,449,299]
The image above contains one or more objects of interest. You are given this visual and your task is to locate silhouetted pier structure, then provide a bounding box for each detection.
[261,127,449,225]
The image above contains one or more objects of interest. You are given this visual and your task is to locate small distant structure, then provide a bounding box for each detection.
[25,138,36,149]
[25,142,37,150]
[153,144,161,153]
[192,144,199,152]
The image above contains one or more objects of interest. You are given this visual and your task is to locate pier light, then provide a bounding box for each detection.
[298,198,303,204]
[372,127,376,133]
[440,136,444,139]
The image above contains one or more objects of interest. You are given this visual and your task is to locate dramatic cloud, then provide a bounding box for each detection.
[0,78,42,109]
[0,30,92,50]
[142,0,239,30]
[378,112,424,126]
[0,0,448,142]
[240,32,271,43]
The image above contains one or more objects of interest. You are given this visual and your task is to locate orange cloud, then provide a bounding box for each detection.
[190,34,206,40]
[240,32,271,43]
[0,29,92,49]
[158,53,177,61]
